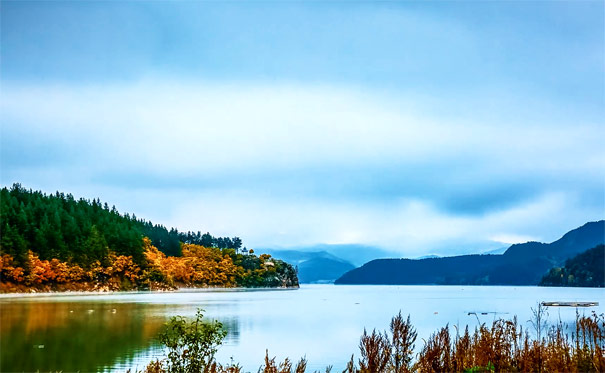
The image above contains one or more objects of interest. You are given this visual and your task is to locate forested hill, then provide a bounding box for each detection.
[336,221,605,286]
[540,245,605,287]
[0,184,298,292]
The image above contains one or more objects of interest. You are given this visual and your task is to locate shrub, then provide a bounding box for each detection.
[155,309,227,373]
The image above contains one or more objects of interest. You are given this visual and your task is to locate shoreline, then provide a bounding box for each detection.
[0,285,299,299]
[3,283,603,300]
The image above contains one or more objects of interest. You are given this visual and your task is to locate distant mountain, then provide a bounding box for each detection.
[336,221,605,286]
[262,249,355,283]
[297,257,356,283]
[336,254,502,285]
[540,245,605,287]
[264,244,397,267]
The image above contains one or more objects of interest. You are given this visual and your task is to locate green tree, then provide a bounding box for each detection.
[84,225,108,266]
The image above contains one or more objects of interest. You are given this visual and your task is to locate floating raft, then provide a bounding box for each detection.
[541,301,599,307]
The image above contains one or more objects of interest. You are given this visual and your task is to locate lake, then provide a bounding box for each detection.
[1,285,603,372]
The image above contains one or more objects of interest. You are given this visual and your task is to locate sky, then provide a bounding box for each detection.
[1,0,604,257]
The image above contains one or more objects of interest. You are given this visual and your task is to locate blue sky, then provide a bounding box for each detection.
[1,0,604,256]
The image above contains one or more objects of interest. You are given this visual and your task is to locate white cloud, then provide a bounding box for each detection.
[1,80,603,254]
[3,80,603,174]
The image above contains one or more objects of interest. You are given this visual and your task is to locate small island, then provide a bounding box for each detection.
[0,184,298,293]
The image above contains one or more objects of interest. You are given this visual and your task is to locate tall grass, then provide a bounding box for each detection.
[414,310,604,373]
[145,308,604,373]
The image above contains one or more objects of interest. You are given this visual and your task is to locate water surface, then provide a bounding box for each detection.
[1,285,603,372]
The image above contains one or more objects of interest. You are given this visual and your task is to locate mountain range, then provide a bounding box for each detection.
[335,220,605,285]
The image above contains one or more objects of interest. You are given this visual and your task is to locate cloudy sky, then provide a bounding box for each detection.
[1,1,603,257]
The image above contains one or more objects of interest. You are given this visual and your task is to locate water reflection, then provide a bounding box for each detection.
[1,301,165,372]
[0,295,244,372]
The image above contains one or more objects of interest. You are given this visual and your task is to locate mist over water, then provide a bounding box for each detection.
[2,285,603,372]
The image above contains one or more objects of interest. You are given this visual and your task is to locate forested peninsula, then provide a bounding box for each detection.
[540,244,604,287]
[0,184,298,293]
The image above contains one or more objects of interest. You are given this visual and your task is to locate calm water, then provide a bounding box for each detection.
[1,285,603,372]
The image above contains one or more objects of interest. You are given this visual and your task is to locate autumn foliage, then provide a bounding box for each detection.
[0,237,297,292]
[140,238,296,289]
[0,249,140,292]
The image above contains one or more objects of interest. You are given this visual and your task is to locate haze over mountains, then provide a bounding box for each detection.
[335,220,605,285]
[264,244,396,267]
[261,244,395,283]
[262,249,354,283]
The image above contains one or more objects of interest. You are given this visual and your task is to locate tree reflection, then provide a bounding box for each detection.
[1,299,242,372]
[0,301,167,372]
